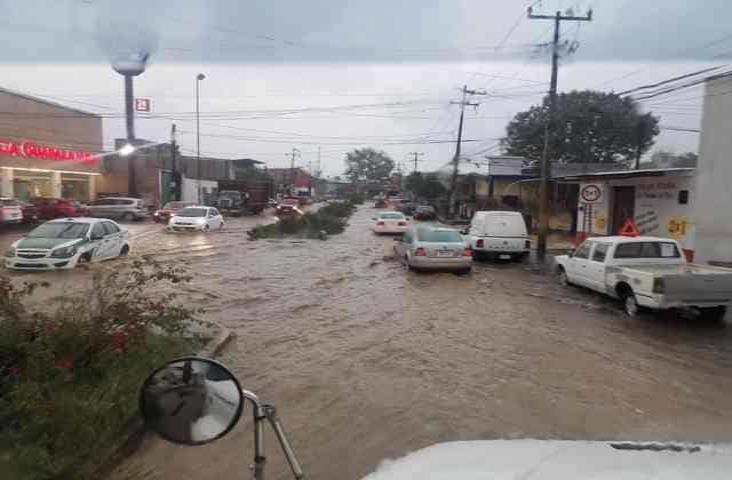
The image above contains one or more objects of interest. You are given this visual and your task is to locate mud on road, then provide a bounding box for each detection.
[5,209,732,480]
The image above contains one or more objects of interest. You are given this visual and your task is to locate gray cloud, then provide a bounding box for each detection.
[2,0,732,63]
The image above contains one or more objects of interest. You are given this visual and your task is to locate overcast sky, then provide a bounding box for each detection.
[0,0,726,175]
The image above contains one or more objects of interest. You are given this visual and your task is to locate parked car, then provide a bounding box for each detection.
[467,211,530,261]
[0,197,23,225]
[4,217,129,271]
[555,236,732,319]
[374,198,387,208]
[86,197,146,221]
[397,202,419,216]
[30,197,88,220]
[168,206,224,232]
[153,201,197,223]
[372,211,409,235]
[19,201,39,223]
[395,226,472,273]
[413,205,437,220]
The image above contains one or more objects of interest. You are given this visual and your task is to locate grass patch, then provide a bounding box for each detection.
[0,260,204,480]
[251,200,357,240]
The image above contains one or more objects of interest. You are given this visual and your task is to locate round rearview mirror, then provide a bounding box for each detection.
[139,357,244,446]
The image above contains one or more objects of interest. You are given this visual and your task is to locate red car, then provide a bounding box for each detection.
[153,201,197,223]
[31,197,89,220]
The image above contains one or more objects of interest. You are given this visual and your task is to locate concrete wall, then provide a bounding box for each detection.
[181,177,218,204]
[695,75,732,264]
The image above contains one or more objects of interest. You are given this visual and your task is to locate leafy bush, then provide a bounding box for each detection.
[347,192,365,205]
[251,200,357,239]
[0,260,202,480]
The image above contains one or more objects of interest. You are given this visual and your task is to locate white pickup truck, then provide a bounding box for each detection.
[554,236,732,320]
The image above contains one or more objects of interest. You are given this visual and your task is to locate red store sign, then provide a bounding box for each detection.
[0,140,98,164]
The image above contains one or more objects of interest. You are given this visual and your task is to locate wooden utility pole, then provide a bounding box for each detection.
[409,152,424,173]
[286,148,300,195]
[528,6,593,260]
[170,122,179,201]
[448,85,485,218]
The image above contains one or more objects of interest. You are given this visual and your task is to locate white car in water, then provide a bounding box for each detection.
[372,211,409,235]
[4,217,129,271]
[168,206,224,232]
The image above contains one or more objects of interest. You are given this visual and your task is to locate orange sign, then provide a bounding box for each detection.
[619,219,640,237]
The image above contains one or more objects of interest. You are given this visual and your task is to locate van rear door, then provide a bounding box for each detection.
[480,213,528,254]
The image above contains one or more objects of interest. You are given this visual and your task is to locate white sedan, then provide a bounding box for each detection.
[372,211,409,235]
[168,206,224,232]
[5,217,130,271]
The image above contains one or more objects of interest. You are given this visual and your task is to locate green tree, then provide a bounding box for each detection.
[404,172,446,201]
[502,90,660,164]
[344,148,395,183]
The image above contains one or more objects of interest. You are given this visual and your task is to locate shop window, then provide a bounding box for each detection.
[678,190,689,205]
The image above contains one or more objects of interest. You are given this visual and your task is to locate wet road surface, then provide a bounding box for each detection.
[4,209,732,480]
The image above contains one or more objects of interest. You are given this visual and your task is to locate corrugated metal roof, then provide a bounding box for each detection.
[554,167,695,182]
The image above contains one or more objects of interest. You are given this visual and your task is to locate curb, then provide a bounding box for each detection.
[92,323,234,480]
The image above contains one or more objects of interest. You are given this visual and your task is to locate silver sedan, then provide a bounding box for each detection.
[394,226,472,273]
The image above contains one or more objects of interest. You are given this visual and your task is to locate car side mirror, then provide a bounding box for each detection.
[460,228,469,235]
[139,357,244,446]
[91,234,103,241]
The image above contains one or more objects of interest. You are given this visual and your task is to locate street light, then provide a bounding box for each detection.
[112,51,149,196]
[196,73,206,204]
[118,144,135,157]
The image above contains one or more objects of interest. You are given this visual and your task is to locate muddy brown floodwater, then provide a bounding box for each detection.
[9,208,732,480]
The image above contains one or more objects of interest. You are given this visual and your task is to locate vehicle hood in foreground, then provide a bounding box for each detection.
[363,440,732,479]
[13,237,85,250]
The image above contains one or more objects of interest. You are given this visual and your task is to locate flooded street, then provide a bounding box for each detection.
[7,208,732,480]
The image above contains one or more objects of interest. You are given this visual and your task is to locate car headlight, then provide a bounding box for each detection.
[50,245,78,258]
[4,247,15,258]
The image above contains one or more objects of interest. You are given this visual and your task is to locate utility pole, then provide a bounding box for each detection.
[317,146,322,178]
[170,122,179,202]
[448,85,485,218]
[286,147,300,196]
[528,6,592,260]
[409,152,424,173]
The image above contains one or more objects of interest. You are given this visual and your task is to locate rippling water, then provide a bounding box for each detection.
[11,208,732,480]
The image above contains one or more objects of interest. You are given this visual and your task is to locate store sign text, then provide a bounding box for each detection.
[0,140,98,164]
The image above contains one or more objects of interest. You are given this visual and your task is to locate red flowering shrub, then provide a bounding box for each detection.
[0,259,203,480]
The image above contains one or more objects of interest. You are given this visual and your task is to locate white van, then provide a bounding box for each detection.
[467,211,530,261]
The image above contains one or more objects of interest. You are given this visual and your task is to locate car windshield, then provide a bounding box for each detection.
[27,222,89,239]
[379,213,404,219]
[417,229,462,243]
[163,202,190,209]
[177,208,207,217]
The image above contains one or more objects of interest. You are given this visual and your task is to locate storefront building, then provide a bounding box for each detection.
[0,87,102,201]
[557,168,696,260]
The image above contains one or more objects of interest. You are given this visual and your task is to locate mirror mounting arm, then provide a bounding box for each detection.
[263,404,305,480]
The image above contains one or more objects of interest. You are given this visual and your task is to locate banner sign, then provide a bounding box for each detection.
[0,140,98,164]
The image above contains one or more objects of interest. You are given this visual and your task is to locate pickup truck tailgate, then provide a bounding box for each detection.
[628,264,732,302]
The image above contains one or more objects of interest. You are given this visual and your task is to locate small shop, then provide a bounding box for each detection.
[0,139,101,201]
[556,168,696,260]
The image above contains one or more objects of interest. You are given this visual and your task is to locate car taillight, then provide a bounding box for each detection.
[653,278,665,294]
[476,239,484,248]
[415,247,427,256]
[398,221,406,226]
[462,247,472,257]
[525,239,531,249]
[377,221,385,226]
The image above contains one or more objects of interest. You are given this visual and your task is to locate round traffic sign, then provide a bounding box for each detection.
[580,184,602,203]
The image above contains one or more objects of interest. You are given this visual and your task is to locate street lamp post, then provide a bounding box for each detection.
[196,73,206,204]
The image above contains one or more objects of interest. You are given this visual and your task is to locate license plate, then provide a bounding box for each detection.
[499,254,511,260]
[437,250,453,257]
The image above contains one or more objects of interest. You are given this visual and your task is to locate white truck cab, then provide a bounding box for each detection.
[467,211,530,261]
[555,236,732,319]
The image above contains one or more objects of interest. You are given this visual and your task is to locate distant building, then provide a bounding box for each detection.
[268,168,315,196]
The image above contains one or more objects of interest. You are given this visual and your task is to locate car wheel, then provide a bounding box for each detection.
[699,306,727,322]
[122,212,135,222]
[472,250,484,261]
[622,291,641,318]
[203,224,211,232]
[119,245,130,257]
[403,255,412,272]
[558,267,571,287]
[219,221,225,230]
[78,252,93,264]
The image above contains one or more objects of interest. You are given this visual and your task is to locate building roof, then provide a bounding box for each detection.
[554,167,695,182]
[0,86,101,118]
